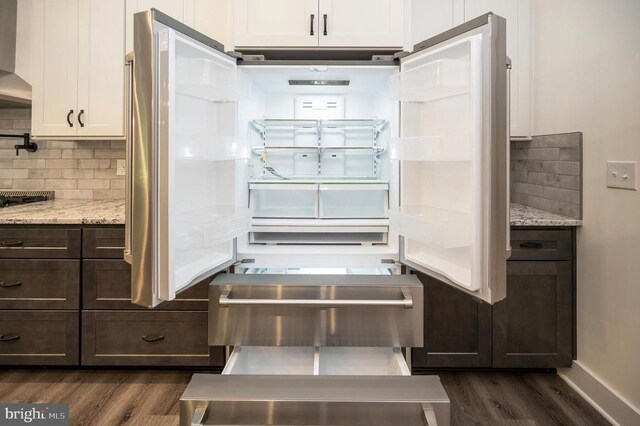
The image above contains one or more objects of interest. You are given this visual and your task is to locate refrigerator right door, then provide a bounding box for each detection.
[389,13,511,304]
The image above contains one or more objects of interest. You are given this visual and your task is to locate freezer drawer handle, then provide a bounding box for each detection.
[422,403,438,425]
[190,404,208,426]
[0,334,20,342]
[142,334,164,343]
[0,281,22,288]
[219,287,413,309]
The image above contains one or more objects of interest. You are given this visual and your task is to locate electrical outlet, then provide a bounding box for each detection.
[607,161,637,190]
[116,159,126,176]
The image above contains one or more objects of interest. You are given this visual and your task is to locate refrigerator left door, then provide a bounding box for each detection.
[126,10,251,308]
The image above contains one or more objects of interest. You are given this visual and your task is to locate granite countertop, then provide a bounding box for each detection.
[0,199,125,225]
[0,199,581,227]
[510,203,583,227]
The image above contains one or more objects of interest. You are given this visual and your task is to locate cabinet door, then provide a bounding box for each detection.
[125,0,187,52]
[493,261,573,368]
[412,271,492,368]
[188,0,229,49]
[464,0,532,137]
[77,0,126,138]
[234,0,318,47]
[411,0,465,47]
[318,0,403,47]
[31,0,79,138]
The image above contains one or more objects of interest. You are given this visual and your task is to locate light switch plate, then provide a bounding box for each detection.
[116,159,126,176]
[607,161,637,190]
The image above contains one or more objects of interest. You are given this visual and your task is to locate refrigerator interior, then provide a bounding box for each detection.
[234,65,402,269]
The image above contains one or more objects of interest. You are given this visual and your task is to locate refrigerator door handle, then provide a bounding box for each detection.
[506,57,512,254]
[218,287,414,309]
[123,52,134,265]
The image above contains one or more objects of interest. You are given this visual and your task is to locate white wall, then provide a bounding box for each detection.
[532,0,640,421]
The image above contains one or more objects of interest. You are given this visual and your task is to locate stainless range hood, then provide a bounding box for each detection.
[0,0,31,107]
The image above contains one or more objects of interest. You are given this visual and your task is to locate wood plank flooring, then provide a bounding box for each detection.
[0,369,609,425]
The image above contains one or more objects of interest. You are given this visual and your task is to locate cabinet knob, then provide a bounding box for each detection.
[323,14,328,35]
[0,281,22,288]
[310,14,315,36]
[519,241,543,249]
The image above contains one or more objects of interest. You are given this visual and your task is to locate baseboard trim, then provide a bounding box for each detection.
[559,361,640,426]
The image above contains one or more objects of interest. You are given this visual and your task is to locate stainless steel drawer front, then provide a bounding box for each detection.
[209,274,423,347]
[180,374,450,426]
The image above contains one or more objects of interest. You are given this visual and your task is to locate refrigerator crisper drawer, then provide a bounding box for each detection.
[250,183,318,218]
[180,374,450,426]
[222,346,410,376]
[209,274,423,348]
[319,184,389,219]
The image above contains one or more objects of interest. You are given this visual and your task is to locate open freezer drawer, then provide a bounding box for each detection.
[181,374,450,426]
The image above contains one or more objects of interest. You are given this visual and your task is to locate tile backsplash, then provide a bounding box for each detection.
[511,132,583,219]
[0,109,125,200]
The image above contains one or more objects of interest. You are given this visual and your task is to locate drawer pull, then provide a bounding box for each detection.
[142,334,164,343]
[0,281,22,288]
[0,333,20,342]
[219,287,413,309]
[0,240,23,247]
[519,242,543,249]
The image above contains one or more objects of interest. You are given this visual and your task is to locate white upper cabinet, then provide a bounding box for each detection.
[31,0,125,139]
[410,0,464,46]
[233,0,318,48]
[464,0,532,137]
[233,0,403,48]
[77,0,126,137]
[125,0,187,53]
[318,0,403,47]
[31,0,79,138]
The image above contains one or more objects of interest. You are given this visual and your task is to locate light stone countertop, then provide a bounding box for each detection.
[510,203,583,227]
[0,199,125,225]
[0,199,581,227]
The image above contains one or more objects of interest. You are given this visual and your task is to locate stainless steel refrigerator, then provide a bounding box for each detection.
[124,9,510,425]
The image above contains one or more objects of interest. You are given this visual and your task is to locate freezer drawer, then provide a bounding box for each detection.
[209,274,423,347]
[223,346,410,376]
[180,374,450,426]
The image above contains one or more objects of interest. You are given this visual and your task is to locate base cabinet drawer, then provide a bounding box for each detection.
[82,311,221,366]
[0,310,79,365]
[510,229,573,261]
[82,228,125,259]
[83,260,209,310]
[0,228,81,259]
[0,260,80,309]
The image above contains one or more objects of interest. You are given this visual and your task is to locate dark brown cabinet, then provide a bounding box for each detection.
[0,227,81,259]
[412,272,492,368]
[493,261,573,368]
[82,310,219,366]
[413,227,576,370]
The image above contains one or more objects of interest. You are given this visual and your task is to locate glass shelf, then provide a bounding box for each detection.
[251,119,387,138]
[389,205,472,249]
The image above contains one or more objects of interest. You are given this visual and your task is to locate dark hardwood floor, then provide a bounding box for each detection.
[0,369,609,425]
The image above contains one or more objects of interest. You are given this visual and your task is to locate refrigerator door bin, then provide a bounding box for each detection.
[249,183,318,218]
[389,205,471,249]
[319,183,389,219]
